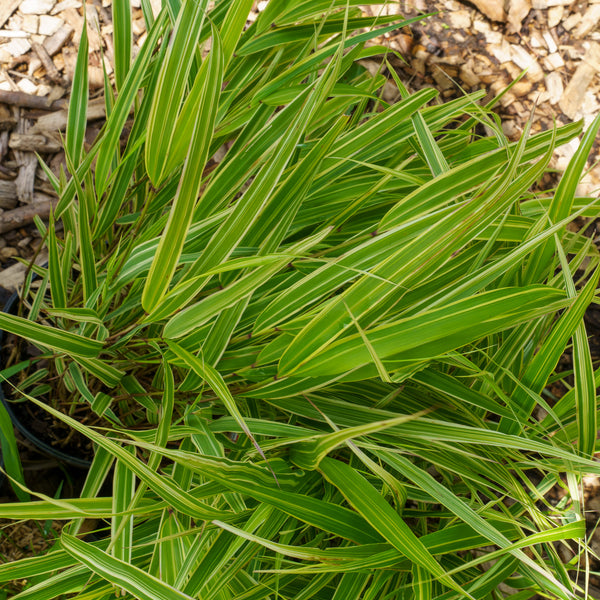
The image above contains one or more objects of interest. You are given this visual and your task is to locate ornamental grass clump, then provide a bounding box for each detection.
[0,1,599,598]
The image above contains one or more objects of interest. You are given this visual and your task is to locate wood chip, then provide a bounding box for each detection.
[447,10,471,28]
[531,89,550,103]
[16,78,38,95]
[0,30,29,38]
[5,38,31,57]
[38,14,63,36]
[543,51,565,69]
[28,56,43,77]
[432,68,454,91]
[574,5,600,38]
[542,30,558,53]
[51,0,81,14]
[562,13,581,30]
[149,0,161,17]
[61,8,83,45]
[470,0,505,22]
[0,193,56,233]
[533,0,576,6]
[507,0,531,33]
[510,44,544,81]
[501,120,520,138]
[0,250,48,291]
[529,31,545,48]
[545,71,564,104]
[0,129,10,164]
[460,64,481,86]
[547,5,563,27]
[0,0,21,29]
[491,39,512,63]
[46,85,65,103]
[0,180,18,209]
[36,84,52,96]
[511,79,533,96]
[43,24,73,56]
[131,17,145,36]
[15,153,37,204]
[31,96,105,132]
[61,45,77,81]
[22,14,39,34]
[0,89,61,110]
[559,42,600,119]
[554,137,580,171]
[9,132,61,153]
[20,0,56,15]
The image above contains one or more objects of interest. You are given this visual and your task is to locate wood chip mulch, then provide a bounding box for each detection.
[365,1,600,194]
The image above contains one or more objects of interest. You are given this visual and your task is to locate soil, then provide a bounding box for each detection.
[0,0,599,595]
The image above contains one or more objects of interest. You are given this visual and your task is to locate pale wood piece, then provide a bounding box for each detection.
[51,0,81,13]
[61,8,84,46]
[22,14,39,34]
[0,250,48,291]
[0,89,64,110]
[0,180,18,209]
[507,0,531,33]
[5,38,32,58]
[574,4,600,38]
[510,44,544,81]
[559,42,600,119]
[562,13,581,30]
[20,0,56,15]
[470,0,505,22]
[32,96,106,133]
[543,52,565,70]
[0,30,30,39]
[150,0,162,16]
[15,153,38,204]
[9,133,62,153]
[547,5,563,27]
[534,0,578,6]
[542,31,558,53]
[0,0,21,29]
[545,71,564,104]
[17,79,38,96]
[0,193,56,234]
[38,14,63,36]
[43,24,73,56]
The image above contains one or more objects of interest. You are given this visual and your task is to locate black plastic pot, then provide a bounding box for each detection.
[0,292,91,469]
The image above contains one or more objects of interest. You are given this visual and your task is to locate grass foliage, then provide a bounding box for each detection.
[0,1,599,598]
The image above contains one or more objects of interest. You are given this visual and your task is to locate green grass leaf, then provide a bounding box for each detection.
[145,0,209,184]
[281,286,568,377]
[319,457,467,597]
[65,18,88,166]
[0,312,103,358]
[62,533,194,600]
[112,0,132,90]
[142,24,223,312]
